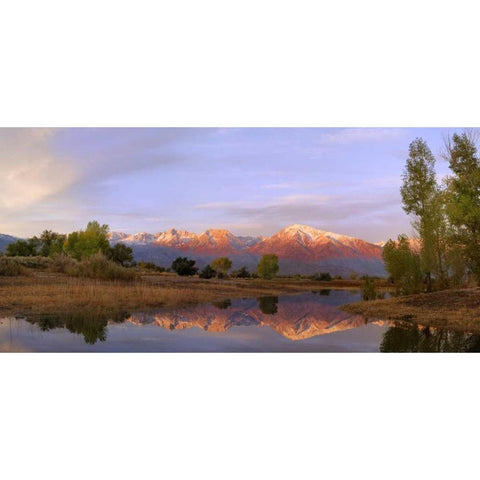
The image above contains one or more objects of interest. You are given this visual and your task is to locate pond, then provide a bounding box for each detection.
[1,290,479,352]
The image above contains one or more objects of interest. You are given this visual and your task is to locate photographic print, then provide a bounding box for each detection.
[1,127,478,352]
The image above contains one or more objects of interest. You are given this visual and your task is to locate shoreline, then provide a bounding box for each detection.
[342,288,480,334]
[0,273,368,319]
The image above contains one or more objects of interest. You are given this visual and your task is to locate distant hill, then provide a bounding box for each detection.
[108,224,386,276]
[0,234,19,253]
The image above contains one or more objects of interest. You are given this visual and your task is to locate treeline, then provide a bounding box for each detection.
[382,130,480,295]
[1,221,135,280]
[5,221,134,266]
[168,254,281,279]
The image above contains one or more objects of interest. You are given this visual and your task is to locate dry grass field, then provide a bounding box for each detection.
[342,288,480,333]
[0,272,367,319]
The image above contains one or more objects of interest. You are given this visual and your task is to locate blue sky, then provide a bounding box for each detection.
[0,128,456,242]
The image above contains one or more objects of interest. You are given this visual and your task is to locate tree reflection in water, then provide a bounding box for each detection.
[257,296,278,315]
[25,311,130,345]
[381,322,480,352]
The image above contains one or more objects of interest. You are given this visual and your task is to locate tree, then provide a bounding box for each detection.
[257,254,279,279]
[171,257,198,276]
[382,235,423,295]
[211,257,232,277]
[109,243,134,266]
[232,266,251,278]
[199,264,216,279]
[257,296,278,315]
[444,131,480,282]
[64,221,110,260]
[6,238,39,257]
[400,138,447,290]
[38,230,66,257]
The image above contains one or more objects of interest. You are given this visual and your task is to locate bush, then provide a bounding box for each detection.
[171,257,198,276]
[361,276,385,301]
[138,261,165,273]
[1,256,53,270]
[50,253,78,273]
[311,272,332,281]
[231,266,251,278]
[71,253,136,281]
[0,257,25,276]
[199,265,216,279]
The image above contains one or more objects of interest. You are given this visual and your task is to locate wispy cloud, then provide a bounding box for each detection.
[317,128,406,145]
[0,129,78,210]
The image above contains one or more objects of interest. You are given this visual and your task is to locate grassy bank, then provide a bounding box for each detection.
[342,288,480,334]
[0,272,367,319]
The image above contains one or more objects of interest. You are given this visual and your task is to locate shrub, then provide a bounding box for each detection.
[50,253,78,273]
[109,243,134,266]
[311,272,332,281]
[171,257,198,276]
[138,261,165,273]
[199,265,216,279]
[71,253,136,281]
[231,266,251,278]
[0,257,25,276]
[1,256,53,270]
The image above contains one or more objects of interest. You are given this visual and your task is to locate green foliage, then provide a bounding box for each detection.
[199,264,216,279]
[109,243,134,266]
[6,238,40,257]
[444,131,480,282]
[361,276,382,301]
[231,266,251,278]
[401,138,448,289]
[257,296,278,315]
[211,257,232,276]
[171,257,198,276]
[38,230,67,257]
[257,254,279,279]
[64,221,110,260]
[382,235,423,295]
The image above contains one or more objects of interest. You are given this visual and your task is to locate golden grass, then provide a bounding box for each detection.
[0,272,367,318]
[342,287,480,333]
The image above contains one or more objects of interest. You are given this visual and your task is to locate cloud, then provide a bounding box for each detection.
[194,191,402,240]
[0,129,78,210]
[317,128,405,145]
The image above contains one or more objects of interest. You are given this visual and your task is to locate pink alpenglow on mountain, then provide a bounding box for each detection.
[106,223,386,275]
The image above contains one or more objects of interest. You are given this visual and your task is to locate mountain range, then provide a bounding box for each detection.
[0,224,387,275]
[108,224,386,276]
[126,293,387,341]
[0,234,19,253]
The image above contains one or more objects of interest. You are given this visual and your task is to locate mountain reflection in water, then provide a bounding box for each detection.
[0,290,478,352]
[127,292,367,341]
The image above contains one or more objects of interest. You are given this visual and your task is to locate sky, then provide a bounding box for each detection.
[0,127,458,242]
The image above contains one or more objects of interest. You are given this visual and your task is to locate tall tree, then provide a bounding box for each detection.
[64,221,110,260]
[257,254,279,279]
[444,131,480,282]
[211,257,232,277]
[400,138,446,290]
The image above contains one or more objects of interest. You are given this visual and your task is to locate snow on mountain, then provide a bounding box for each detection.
[249,224,383,261]
[107,224,386,275]
[154,228,198,247]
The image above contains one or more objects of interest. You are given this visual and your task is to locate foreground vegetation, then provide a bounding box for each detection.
[0,272,370,319]
[343,288,480,334]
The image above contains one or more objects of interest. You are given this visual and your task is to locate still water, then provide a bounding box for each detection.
[1,290,478,352]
